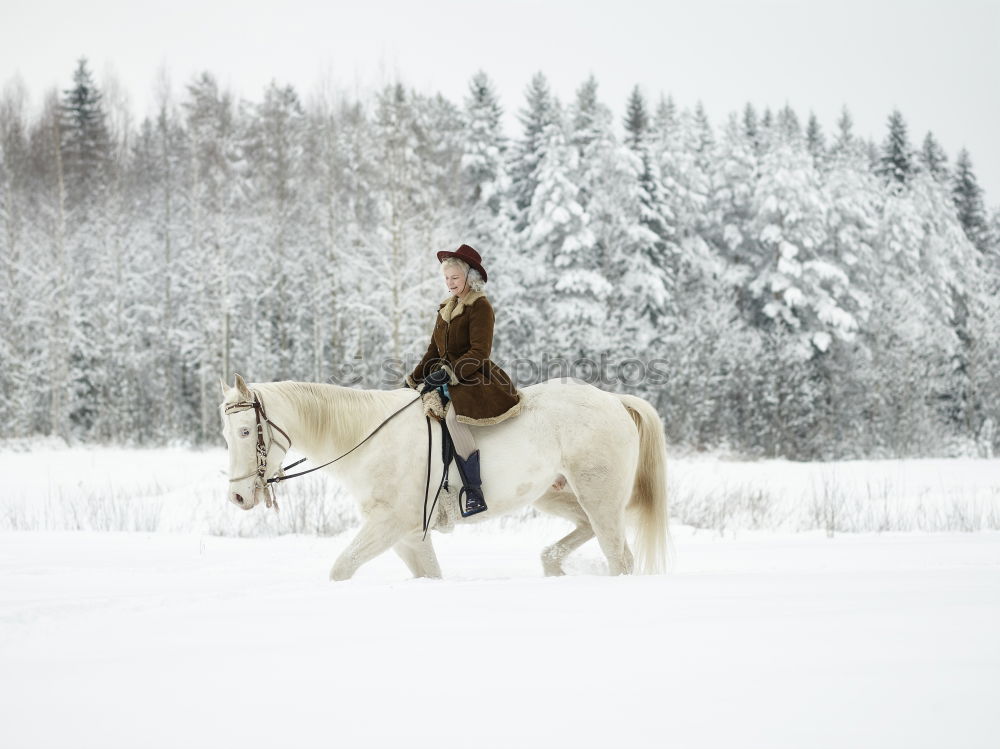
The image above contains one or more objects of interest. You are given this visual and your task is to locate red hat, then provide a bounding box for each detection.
[437,243,488,282]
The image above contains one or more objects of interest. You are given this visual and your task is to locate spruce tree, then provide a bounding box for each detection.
[805,111,825,162]
[60,57,111,208]
[622,86,675,288]
[952,148,989,253]
[742,102,759,152]
[832,105,854,156]
[528,116,603,360]
[920,131,949,183]
[571,75,600,154]
[877,109,915,185]
[509,73,557,231]
[568,76,603,221]
[623,85,649,150]
[693,101,714,154]
[462,70,507,214]
[777,103,802,142]
[761,107,773,130]
[653,94,677,140]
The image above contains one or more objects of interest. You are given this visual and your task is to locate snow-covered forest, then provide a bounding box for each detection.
[1,59,998,459]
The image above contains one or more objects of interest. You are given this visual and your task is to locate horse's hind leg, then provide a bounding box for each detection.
[393,532,442,579]
[565,467,634,576]
[534,491,594,576]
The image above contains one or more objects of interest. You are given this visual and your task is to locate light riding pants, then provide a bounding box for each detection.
[444,401,476,460]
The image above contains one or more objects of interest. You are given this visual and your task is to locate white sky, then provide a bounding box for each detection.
[2,0,998,203]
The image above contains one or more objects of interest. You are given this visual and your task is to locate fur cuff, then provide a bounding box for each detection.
[441,363,459,386]
[421,388,448,421]
[405,374,418,389]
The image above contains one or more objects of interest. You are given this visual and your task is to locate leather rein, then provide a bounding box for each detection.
[224,388,425,513]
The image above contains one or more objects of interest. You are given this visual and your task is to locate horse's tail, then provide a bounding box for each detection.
[617,394,670,574]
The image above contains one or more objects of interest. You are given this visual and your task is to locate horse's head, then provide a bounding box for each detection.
[219,373,287,511]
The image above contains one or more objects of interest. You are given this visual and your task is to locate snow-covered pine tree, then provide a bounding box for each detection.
[952,148,989,253]
[745,129,860,357]
[876,109,916,186]
[658,102,714,244]
[706,112,759,272]
[547,75,618,363]
[623,85,677,305]
[508,73,558,234]
[988,206,1000,282]
[760,106,774,132]
[522,109,599,363]
[831,106,857,159]
[572,84,671,393]
[461,71,508,221]
[819,132,881,342]
[60,58,111,209]
[654,94,678,143]
[742,102,760,154]
[813,127,884,443]
[776,104,801,142]
[805,111,825,165]
[456,73,520,375]
[60,59,116,436]
[871,167,982,451]
[919,131,949,183]
[502,73,560,362]
[693,101,715,155]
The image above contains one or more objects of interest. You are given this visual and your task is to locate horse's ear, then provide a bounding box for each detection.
[234,373,251,397]
[219,378,229,398]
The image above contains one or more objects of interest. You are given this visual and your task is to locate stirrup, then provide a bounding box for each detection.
[459,487,488,517]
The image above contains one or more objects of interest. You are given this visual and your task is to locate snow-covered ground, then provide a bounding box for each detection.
[1,444,999,748]
[2,529,999,749]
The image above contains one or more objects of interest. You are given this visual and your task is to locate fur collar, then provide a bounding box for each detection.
[438,290,486,322]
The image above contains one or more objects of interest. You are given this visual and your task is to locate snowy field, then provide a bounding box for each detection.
[2,441,998,536]
[1,444,999,748]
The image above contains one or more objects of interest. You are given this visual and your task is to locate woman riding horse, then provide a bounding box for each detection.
[404,244,522,517]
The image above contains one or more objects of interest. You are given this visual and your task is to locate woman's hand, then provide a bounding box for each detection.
[421,368,451,392]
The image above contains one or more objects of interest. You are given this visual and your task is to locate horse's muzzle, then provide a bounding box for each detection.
[230,491,256,510]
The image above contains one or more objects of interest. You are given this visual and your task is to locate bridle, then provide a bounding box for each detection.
[223,386,425,513]
[224,389,296,512]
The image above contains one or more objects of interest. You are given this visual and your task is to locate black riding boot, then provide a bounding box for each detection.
[455,449,488,517]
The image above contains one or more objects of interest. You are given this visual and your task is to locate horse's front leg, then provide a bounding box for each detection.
[393,532,443,579]
[330,512,406,582]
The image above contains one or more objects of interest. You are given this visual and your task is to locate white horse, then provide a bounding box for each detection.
[220,374,669,580]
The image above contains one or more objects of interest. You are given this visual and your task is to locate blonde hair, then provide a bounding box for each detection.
[441,257,486,293]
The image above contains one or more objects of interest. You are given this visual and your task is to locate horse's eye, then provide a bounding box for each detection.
[239,427,251,438]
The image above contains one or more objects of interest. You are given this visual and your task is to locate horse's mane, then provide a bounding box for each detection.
[255,380,397,451]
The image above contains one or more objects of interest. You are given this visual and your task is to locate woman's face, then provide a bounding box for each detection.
[443,264,468,296]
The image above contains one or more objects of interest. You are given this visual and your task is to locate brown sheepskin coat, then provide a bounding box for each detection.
[405,291,523,426]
